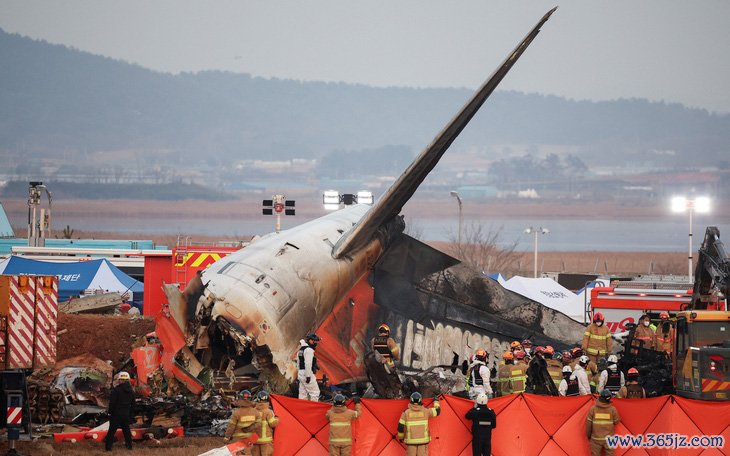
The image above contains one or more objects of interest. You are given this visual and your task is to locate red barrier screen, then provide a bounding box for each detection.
[269,394,730,455]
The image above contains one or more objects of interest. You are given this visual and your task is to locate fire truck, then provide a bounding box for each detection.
[0,274,59,447]
[590,282,693,334]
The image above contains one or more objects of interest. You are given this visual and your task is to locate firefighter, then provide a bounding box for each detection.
[497,352,514,396]
[104,371,135,452]
[465,393,496,456]
[298,333,321,401]
[616,368,646,398]
[544,346,564,391]
[597,355,624,395]
[571,355,592,395]
[558,366,579,396]
[632,314,655,352]
[509,341,522,354]
[654,311,674,353]
[509,351,528,394]
[586,389,621,456]
[225,390,261,455]
[371,323,401,374]
[326,393,361,456]
[469,348,493,399]
[252,390,279,456]
[397,392,440,456]
[582,312,612,364]
[560,351,572,367]
[521,339,534,358]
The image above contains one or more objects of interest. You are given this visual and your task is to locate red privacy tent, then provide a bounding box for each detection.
[267,393,730,455]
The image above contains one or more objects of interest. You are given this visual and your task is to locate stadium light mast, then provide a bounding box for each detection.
[450,191,463,245]
[525,226,549,278]
[671,196,710,282]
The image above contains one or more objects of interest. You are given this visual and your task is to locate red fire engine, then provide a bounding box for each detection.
[590,283,693,333]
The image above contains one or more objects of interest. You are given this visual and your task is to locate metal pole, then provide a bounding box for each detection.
[533,230,539,278]
[458,199,463,245]
[688,207,693,283]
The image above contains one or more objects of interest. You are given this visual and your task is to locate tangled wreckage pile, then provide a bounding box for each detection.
[25,314,239,443]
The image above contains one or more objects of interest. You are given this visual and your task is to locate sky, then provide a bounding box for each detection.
[2,1,730,113]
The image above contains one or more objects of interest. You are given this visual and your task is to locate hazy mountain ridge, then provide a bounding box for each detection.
[1,28,729,169]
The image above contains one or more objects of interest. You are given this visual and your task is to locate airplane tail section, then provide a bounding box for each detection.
[333,7,557,259]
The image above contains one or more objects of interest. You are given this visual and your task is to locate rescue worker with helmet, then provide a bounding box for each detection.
[397,392,440,456]
[252,390,279,456]
[597,355,624,395]
[586,389,621,456]
[521,339,534,358]
[582,312,612,364]
[371,323,400,374]
[544,346,564,390]
[509,351,528,394]
[571,355,592,395]
[571,347,598,392]
[468,348,493,399]
[654,311,674,353]
[509,341,522,355]
[105,371,135,452]
[465,393,496,456]
[225,390,262,455]
[631,314,655,352]
[298,333,321,401]
[497,352,514,396]
[326,393,361,456]
[560,351,573,367]
[617,368,646,398]
[558,365,579,396]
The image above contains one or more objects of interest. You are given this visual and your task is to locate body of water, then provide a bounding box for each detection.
[51,212,729,253]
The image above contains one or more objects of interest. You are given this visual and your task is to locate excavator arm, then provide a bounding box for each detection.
[689,226,730,310]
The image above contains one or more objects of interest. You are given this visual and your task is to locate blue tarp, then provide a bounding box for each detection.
[0,256,143,302]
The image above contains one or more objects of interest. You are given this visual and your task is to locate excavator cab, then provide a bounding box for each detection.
[673,310,730,401]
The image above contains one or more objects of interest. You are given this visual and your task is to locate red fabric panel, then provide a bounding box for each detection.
[296,439,329,455]
[523,393,594,436]
[491,394,551,455]
[539,439,571,456]
[550,397,594,456]
[613,396,670,435]
[433,396,472,456]
[644,398,704,456]
[270,395,312,455]
[273,394,330,436]
[356,398,409,455]
[315,277,379,384]
[674,396,730,435]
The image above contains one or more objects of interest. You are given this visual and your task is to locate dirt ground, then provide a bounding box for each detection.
[3,435,224,456]
[57,314,156,369]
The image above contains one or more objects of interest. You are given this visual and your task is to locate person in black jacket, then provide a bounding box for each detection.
[105,371,135,451]
[465,393,497,456]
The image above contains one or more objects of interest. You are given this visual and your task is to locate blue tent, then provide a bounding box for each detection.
[0,256,143,302]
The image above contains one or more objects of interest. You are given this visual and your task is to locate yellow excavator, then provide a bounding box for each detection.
[673,226,730,401]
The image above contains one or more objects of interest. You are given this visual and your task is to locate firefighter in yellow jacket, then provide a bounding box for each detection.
[497,352,514,396]
[252,390,279,456]
[225,390,262,455]
[582,312,612,363]
[585,389,621,456]
[510,351,528,394]
[326,393,361,456]
[398,392,441,456]
[371,323,400,374]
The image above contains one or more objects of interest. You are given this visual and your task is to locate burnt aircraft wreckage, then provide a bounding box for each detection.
[164,7,584,396]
